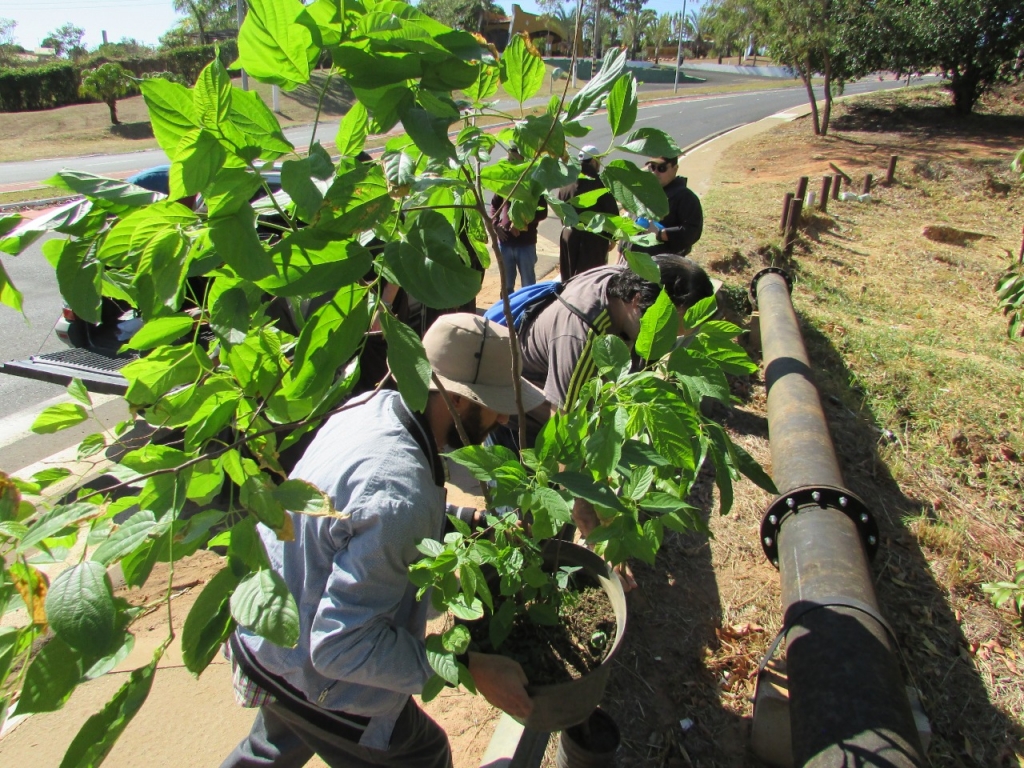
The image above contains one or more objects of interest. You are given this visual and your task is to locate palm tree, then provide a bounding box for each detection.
[648,13,672,64]
[620,7,654,60]
[687,6,715,59]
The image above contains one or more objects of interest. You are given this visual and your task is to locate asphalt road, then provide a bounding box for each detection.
[0,75,911,420]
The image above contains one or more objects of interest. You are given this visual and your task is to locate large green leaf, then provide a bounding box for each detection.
[169,128,227,199]
[606,74,638,137]
[202,168,263,217]
[45,562,116,658]
[209,206,275,281]
[230,569,300,647]
[381,311,431,412]
[335,101,368,157]
[194,56,233,128]
[0,260,23,312]
[523,486,572,540]
[564,48,626,122]
[382,210,482,309]
[320,164,393,236]
[122,344,213,406]
[58,650,160,768]
[284,283,369,399]
[97,202,196,268]
[667,347,731,403]
[272,479,332,516]
[552,471,626,512]
[16,637,83,714]
[600,160,669,219]
[20,502,98,551]
[237,0,321,90]
[584,409,627,478]
[44,171,162,209]
[259,233,372,298]
[124,315,195,351]
[513,112,565,160]
[281,157,325,221]
[31,402,88,435]
[399,103,456,160]
[45,239,102,325]
[617,127,682,159]
[500,34,545,105]
[140,78,198,158]
[135,229,189,318]
[91,510,162,566]
[635,289,678,363]
[229,87,293,156]
[331,47,421,90]
[592,335,632,379]
[182,562,243,675]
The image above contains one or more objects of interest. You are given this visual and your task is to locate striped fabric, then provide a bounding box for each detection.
[563,307,612,408]
[226,644,275,708]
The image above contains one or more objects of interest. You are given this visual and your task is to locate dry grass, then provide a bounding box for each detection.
[604,82,1024,767]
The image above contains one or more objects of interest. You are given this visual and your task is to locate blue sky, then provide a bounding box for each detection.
[0,0,698,50]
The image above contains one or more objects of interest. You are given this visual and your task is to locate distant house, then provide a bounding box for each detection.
[481,3,577,54]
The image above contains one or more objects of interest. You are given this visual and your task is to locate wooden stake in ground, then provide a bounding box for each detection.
[831,174,842,200]
[862,173,873,195]
[780,192,795,233]
[885,155,898,186]
[795,176,809,203]
[829,162,852,183]
[785,197,803,254]
[819,176,832,212]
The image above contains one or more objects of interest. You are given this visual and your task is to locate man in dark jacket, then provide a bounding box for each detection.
[628,155,703,257]
[555,145,619,281]
[490,144,548,293]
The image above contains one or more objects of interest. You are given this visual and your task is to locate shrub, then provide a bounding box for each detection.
[79,62,133,124]
[0,63,79,111]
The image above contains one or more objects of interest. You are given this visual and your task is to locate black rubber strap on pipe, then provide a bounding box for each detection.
[752,269,926,768]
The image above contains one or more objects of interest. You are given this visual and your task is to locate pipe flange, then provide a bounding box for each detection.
[759,485,879,567]
[749,267,793,309]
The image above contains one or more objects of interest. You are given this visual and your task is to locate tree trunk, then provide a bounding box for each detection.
[107,98,119,125]
[820,54,833,135]
[800,62,820,135]
[949,69,979,115]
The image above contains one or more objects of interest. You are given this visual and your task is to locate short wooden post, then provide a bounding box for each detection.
[862,174,873,195]
[785,197,803,254]
[885,155,898,186]
[795,176,809,203]
[780,192,794,233]
[819,176,832,212]
[831,174,842,200]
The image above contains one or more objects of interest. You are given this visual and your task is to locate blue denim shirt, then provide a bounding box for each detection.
[237,390,447,749]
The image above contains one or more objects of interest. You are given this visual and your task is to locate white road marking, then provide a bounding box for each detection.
[0,392,120,450]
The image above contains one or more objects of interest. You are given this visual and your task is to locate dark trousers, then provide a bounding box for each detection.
[559,227,609,282]
[221,697,452,768]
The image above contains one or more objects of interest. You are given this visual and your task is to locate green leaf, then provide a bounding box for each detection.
[281,157,325,220]
[0,260,24,312]
[229,87,293,156]
[31,403,88,435]
[617,127,682,159]
[66,379,93,408]
[209,206,275,281]
[209,286,251,346]
[564,48,627,122]
[58,650,159,768]
[44,171,161,209]
[46,239,102,325]
[16,636,83,714]
[237,0,321,90]
[399,103,456,160]
[380,312,431,412]
[592,335,631,379]
[446,444,517,479]
[464,61,499,103]
[513,113,564,159]
[140,78,197,158]
[624,249,660,284]
[230,569,300,648]
[320,164,393,236]
[124,315,194,351]
[584,409,627,478]
[336,101,368,157]
[91,510,162,566]
[421,672,447,702]
[122,344,213,406]
[667,347,731,403]
[606,74,638,137]
[552,471,625,513]
[284,283,369,400]
[182,563,243,675]
[524,486,572,540]
[45,562,116,658]
[500,34,545,105]
[382,210,482,309]
[728,440,778,495]
[442,624,471,655]
[683,296,717,328]
[202,168,263,217]
[77,433,106,460]
[449,594,485,620]
[272,479,332,516]
[194,56,233,128]
[601,160,669,220]
[169,128,227,198]
[426,634,459,684]
[635,289,678,363]
[416,538,445,558]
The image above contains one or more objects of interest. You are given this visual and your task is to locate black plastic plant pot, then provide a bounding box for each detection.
[514,541,628,733]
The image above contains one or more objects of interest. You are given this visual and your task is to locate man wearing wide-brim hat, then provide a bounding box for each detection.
[222,314,545,768]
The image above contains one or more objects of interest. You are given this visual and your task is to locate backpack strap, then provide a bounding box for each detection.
[555,292,599,335]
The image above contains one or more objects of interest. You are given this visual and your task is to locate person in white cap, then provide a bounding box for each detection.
[222,314,546,768]
[555,145,620,281]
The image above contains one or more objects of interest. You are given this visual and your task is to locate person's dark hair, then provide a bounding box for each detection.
[608,254,714,313]
[581,158,600,178]
[660,156,679,166]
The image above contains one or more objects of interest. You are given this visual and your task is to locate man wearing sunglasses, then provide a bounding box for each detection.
[629,156,704,257]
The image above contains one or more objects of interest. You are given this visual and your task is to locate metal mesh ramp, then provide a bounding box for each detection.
[0,347,135,394]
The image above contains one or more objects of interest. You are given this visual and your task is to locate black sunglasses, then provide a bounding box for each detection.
[645,161,672,173]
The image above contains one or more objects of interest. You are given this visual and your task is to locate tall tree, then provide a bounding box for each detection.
[620,7,655,59]
[171,0,236,45]
[706,0,757,63]
[908,0,1024,115]
[648,13,672,64]
[417,0,505,32]
[41,23,85,59]
[687,6,714,59]
[0,18,16,66]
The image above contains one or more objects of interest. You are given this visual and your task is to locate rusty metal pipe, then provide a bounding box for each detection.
[753,269,925,768]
